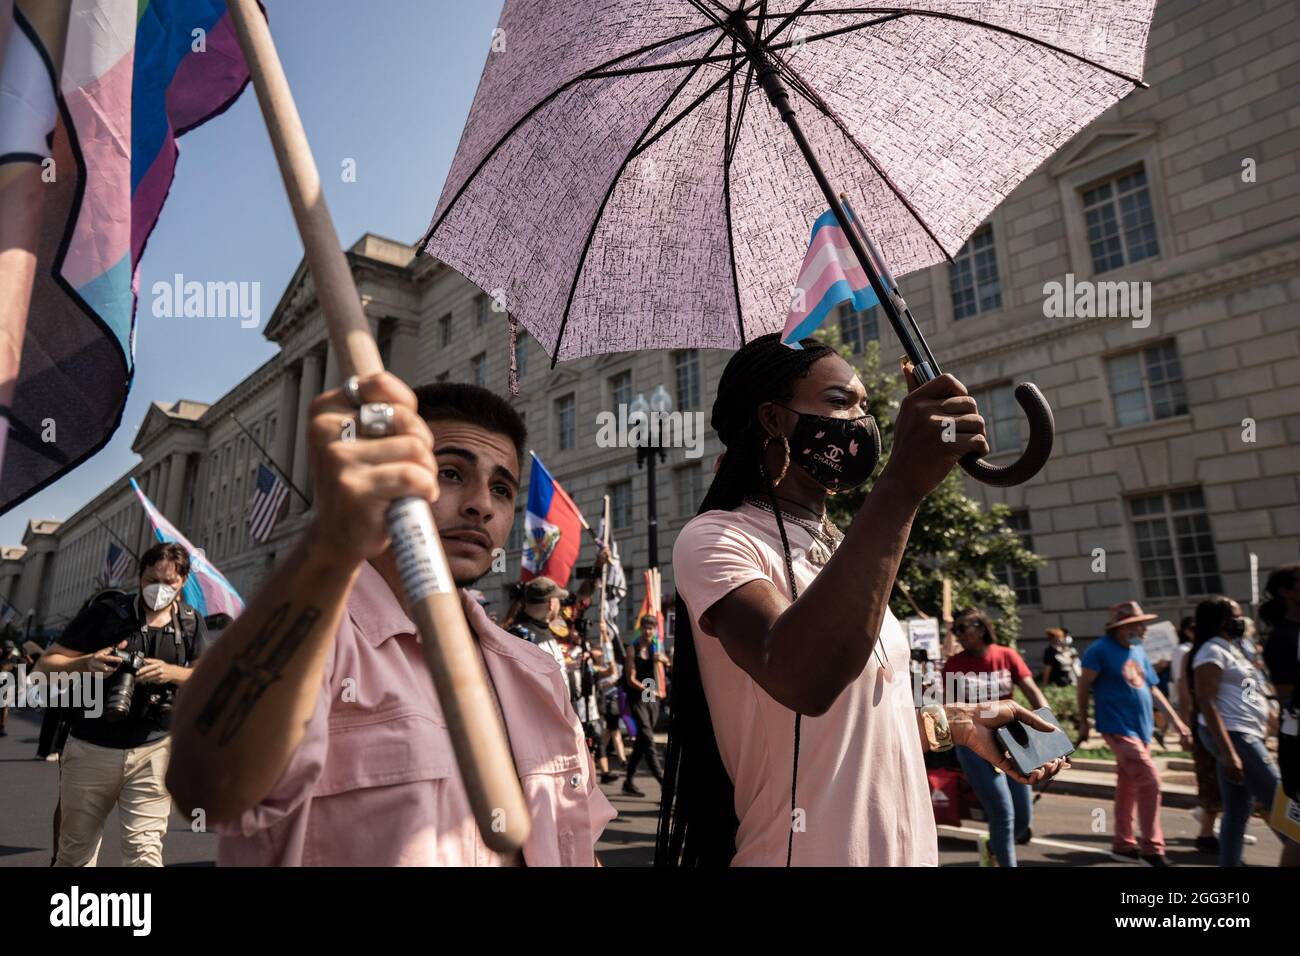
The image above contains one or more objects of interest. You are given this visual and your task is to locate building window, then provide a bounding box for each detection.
[1107,341,1188,427]
[472,353,487,387]
[555,393,576,450]
[609,370,632,410]
[517,334,529,378]
[439,313,452,348]
[996,510,1041,606]
[1129,489,1222,599]
[1081,165,1159,273]
[476,294,490,326]
[610,480,633,530]
[674,350,701,410]
[837,302,879,354]
[674,465,702,517]
[949,225,1002,320]
[974,383,1021,454]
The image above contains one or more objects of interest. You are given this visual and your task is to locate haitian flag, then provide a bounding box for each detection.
[522,451,583,586]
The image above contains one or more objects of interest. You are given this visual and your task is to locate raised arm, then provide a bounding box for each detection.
[167,373,436,823]
[705,373,987,716]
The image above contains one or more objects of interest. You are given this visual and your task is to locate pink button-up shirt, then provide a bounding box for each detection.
[215,562,615,866]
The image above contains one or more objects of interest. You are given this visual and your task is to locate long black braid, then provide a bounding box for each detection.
[655,333,836,868]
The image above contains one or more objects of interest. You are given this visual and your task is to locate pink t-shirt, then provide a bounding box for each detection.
[213,561,615,866]
[672,502,938,867]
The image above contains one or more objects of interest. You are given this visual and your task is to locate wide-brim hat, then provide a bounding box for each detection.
[1105,600,1158,631]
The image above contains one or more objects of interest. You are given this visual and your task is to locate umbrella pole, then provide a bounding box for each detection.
[226,0,530,853]
[731,19,1054,487]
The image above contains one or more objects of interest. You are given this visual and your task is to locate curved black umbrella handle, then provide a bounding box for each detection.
[959,382,1055,487]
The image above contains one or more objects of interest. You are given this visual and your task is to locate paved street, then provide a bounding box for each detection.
[1,707,1282,868]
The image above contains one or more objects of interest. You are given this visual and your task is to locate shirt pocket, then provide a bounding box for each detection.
[316,708,454,797]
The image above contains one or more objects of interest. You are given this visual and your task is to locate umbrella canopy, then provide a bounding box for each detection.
[421,0,1156,364]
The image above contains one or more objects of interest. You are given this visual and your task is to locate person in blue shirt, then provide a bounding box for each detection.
[1078,601,1192,866]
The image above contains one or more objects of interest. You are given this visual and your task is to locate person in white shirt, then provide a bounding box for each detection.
[1189,597,1298,867]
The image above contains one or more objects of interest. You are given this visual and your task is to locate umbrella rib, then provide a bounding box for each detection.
[772,52,955,262]
[722,37,746,347]
[550,34,730,368]
[629,63,743,161]
[421,23,723,248]
[750,6,1147,86]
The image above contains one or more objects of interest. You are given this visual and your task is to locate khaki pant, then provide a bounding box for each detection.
[55,734,172,867]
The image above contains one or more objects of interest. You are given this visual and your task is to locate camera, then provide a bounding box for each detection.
[103,649,147,723]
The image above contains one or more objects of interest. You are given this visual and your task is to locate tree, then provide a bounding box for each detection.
[816,325,1043,645]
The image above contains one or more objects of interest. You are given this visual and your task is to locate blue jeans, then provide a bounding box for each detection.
[956,745,1033,866]
[1197,725,1281,867]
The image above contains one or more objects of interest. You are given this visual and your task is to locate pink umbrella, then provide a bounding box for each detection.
[421,0,1157,486]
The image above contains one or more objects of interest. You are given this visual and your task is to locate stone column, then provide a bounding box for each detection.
[276,364,300,478]
[290,352,323,514]
[165,451,188,528]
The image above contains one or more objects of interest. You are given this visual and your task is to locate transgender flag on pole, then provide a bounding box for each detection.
[782,207,880,348]
[130,477,244,619]
[0,1,256,513]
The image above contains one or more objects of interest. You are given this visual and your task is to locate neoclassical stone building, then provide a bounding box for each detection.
[2,0,1297,655]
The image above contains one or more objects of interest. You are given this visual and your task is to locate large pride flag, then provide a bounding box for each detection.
[522,451,584,586]
[0,1,254,513]
[130,476,243,618]
[782,206,881,349]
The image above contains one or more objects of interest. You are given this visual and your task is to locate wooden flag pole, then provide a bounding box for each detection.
[226,0,529,852]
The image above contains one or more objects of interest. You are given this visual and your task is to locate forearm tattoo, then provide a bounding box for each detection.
[195,602,322,745]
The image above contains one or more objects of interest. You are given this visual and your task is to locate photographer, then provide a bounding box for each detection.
[34,542,208,866]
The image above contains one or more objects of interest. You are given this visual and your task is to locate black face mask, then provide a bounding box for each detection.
[1226,618,1247,639]
[774,404,881,492]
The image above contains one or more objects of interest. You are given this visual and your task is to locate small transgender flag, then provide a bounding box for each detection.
[106,543,134,588]
[782,207,881,348]
[129,478,244,619]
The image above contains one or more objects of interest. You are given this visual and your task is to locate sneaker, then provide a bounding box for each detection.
[1141,853,1171,867]
[599,772,619,785]
[1243,833,1258,845]
[1111,847,1141,863]
[978,834,998,867]
[1016,827,1033,846]
[44,753,59,762]
[622,782,645,797]
[1194,835,1220,855]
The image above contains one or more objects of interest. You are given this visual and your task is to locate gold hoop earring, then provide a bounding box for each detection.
[762,434,791,485]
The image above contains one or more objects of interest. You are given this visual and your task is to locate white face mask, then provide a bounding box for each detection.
[141,582,178,611]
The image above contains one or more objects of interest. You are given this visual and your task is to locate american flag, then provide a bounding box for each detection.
[247,463,289,544]
[106,543,133,587]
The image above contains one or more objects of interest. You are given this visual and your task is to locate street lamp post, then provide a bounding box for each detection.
[630,384,674,572]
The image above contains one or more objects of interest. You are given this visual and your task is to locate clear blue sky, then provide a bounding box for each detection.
[0,0,505,544]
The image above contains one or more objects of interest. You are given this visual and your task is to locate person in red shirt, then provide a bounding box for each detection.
[942,609,1049,866]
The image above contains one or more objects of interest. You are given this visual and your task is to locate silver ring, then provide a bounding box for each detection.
[343,375,363,408]
[359,402,396,439]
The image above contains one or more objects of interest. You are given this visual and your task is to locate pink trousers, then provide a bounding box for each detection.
[1103,733,1165,855]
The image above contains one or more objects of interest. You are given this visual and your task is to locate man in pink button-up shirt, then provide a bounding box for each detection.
[167,376,614,865]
